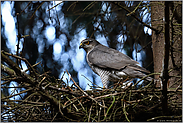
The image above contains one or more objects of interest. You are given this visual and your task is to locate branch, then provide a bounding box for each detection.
[1,64,16,76]
[126,1,142,16]
[112,2,160,33]
[2,51,38,80]
[66,70,107,108]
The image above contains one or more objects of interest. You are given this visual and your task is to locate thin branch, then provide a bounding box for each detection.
[66,70,107,108]
[112,2,160,33]
[30,2,45,19]
[126,1,142,16]
[47,1,63,11]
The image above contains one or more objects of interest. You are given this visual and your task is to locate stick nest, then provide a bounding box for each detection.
[1,51,182,122]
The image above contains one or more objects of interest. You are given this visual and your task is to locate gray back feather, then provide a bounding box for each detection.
[88,44,150,73]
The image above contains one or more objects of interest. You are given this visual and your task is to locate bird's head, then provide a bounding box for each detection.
[79,38,99,53]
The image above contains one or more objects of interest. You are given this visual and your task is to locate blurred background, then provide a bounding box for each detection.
[1,1,153,92]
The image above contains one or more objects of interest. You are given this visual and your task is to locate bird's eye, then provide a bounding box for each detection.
[84,41,90,45]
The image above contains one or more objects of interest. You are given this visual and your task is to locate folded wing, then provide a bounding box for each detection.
[88,45,150,73]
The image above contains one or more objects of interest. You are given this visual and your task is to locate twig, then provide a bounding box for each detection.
[121,92,130,122]
[20,2,32,14]
[30,2,45,19]
[59,99,64,115]
[66,96,78,112]
[47,84,81,96]
[82,74,102,88]
[67,1,78,11]
[137,41,152,52]
[83,1,96,11]
[24,61,41,72]
[88,103,93,122]
[1,88,33,100]
[38,76,46,88]
[102,96,115,121]
[16,12,21,68]
[102,99,106,121]
[94,91,123,100]
[126,1,142,16]
[113,2,159,33]
[51,112,58,122]
[66,70,107,108]
[63,95,86,107]
[123,102,130,122]
[98,103,101,122]
[1,64,16,76]
[2,51,38,80]
[47,1,63,11]
[133,72,161,87]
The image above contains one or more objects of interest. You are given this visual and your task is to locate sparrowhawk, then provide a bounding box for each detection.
[79,38,153,88]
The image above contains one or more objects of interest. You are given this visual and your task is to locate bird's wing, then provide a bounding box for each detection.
[88,45,150,73]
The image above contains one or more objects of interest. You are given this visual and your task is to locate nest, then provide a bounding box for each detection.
[1,51,182,122]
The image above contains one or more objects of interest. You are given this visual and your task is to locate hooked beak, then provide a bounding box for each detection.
[79,42,83,49]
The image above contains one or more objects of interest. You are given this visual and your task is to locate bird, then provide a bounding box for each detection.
[79,38,153,88]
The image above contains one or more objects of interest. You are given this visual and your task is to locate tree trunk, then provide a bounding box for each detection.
[151,1,165,88]
[168,1,182,90]
[151,1,182,115]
